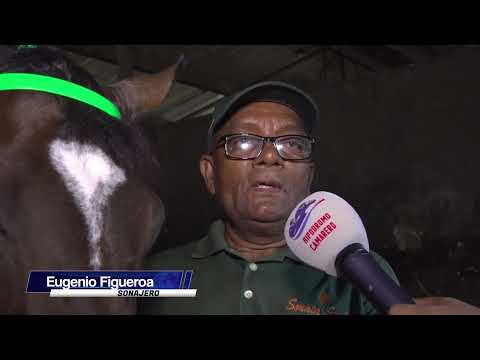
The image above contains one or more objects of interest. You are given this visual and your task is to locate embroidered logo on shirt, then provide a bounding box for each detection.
[318,292,330,304]
[286,294,338,315]
[286,297,322,315]
[326,305,337,315]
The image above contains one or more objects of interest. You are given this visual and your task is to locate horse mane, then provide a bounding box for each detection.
[0,46,163,196]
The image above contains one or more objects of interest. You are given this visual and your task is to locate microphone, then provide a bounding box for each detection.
[284,191,414,314]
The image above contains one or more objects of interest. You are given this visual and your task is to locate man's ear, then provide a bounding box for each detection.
[199,154,216,196]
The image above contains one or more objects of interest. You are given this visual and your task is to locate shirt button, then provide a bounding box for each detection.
[249,263,258,271]
[244,290,254,299]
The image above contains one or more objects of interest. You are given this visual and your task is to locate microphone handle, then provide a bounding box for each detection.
[336,243,415,314]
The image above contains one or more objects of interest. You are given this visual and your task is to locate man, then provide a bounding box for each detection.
[138,81,403,315]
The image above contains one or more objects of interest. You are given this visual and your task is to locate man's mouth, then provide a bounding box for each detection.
[251,180,283,192]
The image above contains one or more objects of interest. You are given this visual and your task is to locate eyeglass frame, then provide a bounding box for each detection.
[213,133,316,161]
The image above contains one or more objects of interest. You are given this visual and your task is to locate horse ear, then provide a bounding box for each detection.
[106,55,184,122]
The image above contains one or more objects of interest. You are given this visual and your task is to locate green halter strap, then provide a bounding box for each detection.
[0,72,122,121]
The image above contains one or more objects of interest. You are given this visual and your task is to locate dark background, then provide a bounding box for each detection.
[141,46,480,306]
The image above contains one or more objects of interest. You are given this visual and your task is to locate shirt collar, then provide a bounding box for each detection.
[191,219,303,263]
[191,220,229,259]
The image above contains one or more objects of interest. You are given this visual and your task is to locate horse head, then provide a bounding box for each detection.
[0,46,178,314]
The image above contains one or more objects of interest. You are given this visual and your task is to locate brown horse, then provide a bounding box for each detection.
[0,46,177,314]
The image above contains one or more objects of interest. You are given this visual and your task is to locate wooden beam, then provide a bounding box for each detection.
[328,46,388,72]
[386,45,434,64]
[115,45,134,80]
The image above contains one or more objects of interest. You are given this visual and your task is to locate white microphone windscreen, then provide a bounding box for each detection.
[284,191,369,277]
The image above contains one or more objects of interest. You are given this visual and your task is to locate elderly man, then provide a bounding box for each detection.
[138,81,405,315]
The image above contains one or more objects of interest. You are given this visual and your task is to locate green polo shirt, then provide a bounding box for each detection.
[138,220,400,315]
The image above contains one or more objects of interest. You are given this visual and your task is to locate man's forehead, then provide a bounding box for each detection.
[221,101,306,131]
[232,101,301,118]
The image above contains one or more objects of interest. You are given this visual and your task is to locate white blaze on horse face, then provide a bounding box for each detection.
[48,140,127,270]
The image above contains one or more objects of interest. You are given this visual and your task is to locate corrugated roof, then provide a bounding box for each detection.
[65,49,223,123]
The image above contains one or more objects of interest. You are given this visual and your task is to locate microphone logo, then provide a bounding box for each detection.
[288,198,324,240]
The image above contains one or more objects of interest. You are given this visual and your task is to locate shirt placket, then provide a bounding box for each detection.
[239,261,260,315]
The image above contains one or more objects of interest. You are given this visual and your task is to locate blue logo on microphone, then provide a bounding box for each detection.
[288,198,324,240]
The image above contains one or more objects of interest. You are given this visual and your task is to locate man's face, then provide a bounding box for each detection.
[200,101,315,230]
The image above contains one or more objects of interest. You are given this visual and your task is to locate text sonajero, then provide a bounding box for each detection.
[117,290,161,297]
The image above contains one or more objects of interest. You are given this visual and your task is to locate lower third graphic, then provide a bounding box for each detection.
[26,271,197,298]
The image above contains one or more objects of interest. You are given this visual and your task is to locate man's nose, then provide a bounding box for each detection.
[254,140,283,166]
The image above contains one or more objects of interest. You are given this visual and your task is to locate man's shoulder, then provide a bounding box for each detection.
[369,249,399,285]
[143,240,199,269]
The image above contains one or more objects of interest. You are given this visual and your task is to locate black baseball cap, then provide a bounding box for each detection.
[207,81,319,150]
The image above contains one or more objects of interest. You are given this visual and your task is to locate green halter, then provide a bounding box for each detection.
[0,72,122,121]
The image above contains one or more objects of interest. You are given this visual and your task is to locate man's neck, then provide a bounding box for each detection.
[224,220,287,262]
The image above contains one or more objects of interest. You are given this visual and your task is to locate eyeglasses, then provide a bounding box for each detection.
[215,133,315,161]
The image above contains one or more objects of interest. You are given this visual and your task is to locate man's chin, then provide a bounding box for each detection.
[249,210,288,225]
[250,199,294,221]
